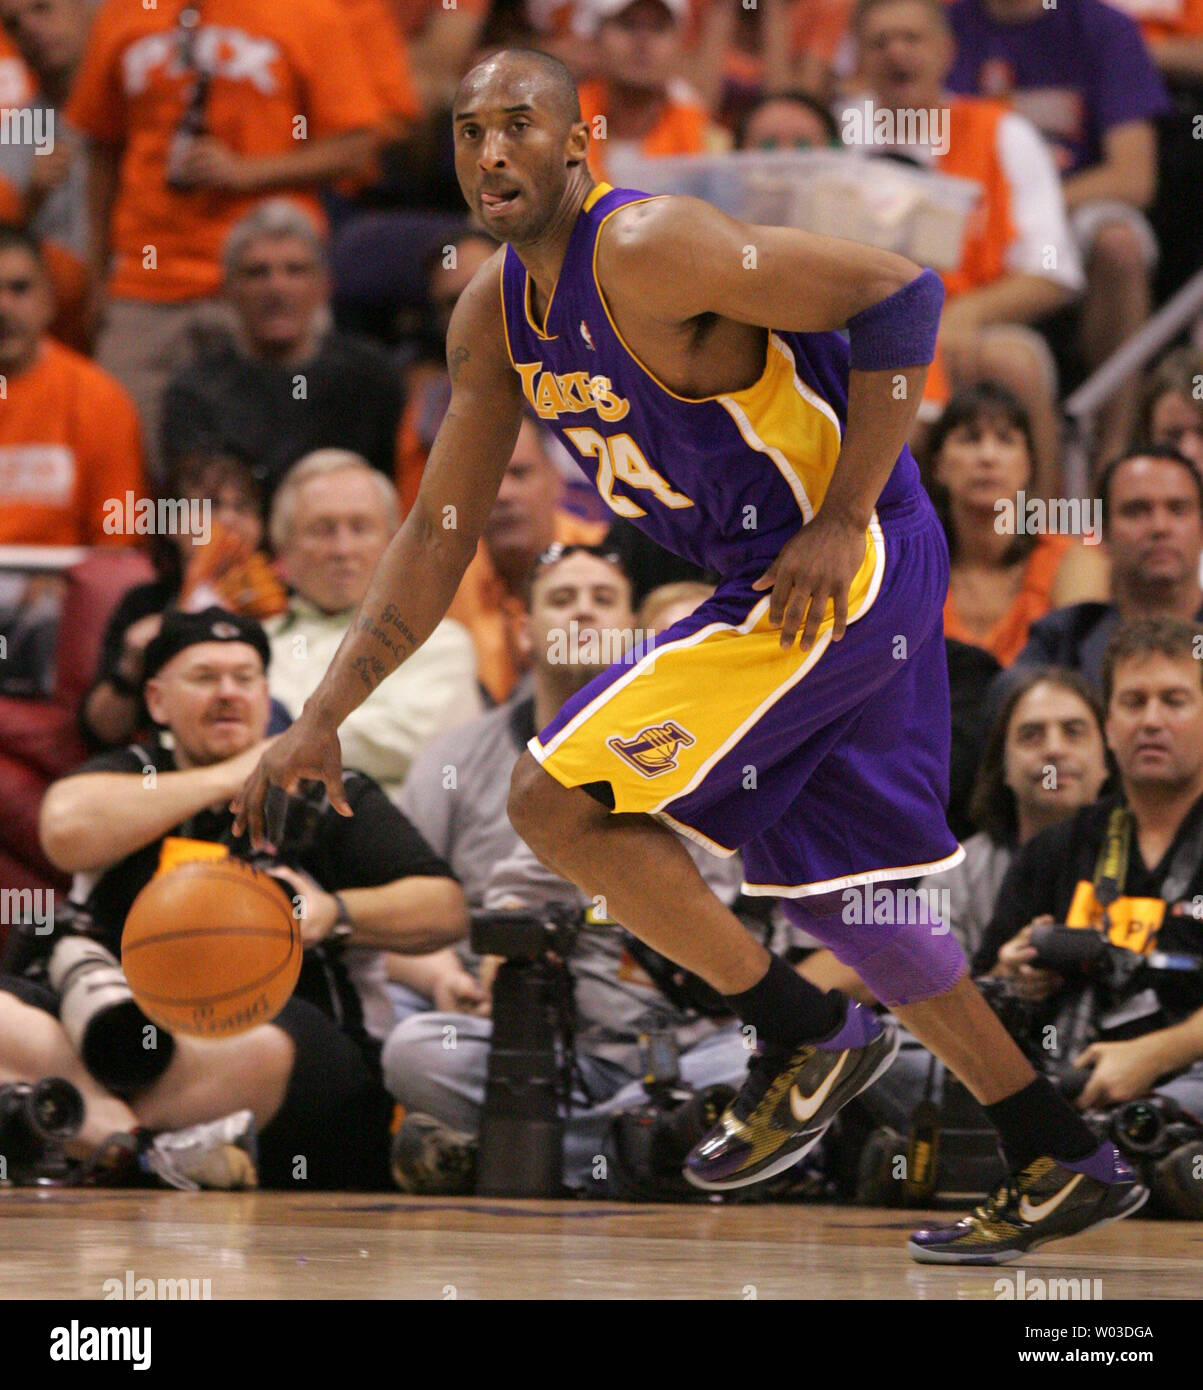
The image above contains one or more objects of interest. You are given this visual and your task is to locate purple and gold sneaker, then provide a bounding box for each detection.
[908,1143,1148,1265]
[684,1000,899,1191]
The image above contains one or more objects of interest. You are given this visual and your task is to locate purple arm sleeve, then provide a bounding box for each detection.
[845,267,945,372]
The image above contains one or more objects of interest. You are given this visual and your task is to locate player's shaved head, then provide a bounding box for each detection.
[455,48,582,129]
[452,47,591,246]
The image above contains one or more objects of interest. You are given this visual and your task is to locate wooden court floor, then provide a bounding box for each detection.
[2,1189,1201,1299]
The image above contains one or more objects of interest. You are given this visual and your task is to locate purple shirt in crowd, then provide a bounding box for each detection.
[946,0,1170,176]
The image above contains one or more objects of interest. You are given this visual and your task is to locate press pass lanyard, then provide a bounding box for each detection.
[1093,801,1203,926]
[1091,806,1131,935]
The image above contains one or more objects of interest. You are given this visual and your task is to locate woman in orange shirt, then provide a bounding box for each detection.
[927,384,1107,667]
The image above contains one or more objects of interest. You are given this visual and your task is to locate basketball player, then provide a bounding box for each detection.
[236,49,1146,1260]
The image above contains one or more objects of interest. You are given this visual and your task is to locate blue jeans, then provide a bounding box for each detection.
[381,1012,750,1193]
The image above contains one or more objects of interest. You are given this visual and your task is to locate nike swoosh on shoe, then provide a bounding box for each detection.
[789,1051,847,1124]
[1018,1173,1084,1224]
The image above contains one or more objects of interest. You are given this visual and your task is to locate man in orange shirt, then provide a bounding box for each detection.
[66,0,386,479]
[0,227,145,548]
[573,0,728,182]
[0,0,95,351]
[852,0,1082,496]
[339,0,421,135]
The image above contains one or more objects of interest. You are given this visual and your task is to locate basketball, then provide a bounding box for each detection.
[121,857,302,1039]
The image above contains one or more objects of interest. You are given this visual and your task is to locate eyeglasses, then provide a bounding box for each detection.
[532,542,624,577]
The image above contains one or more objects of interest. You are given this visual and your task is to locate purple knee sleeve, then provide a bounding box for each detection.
[783,888,967,1006]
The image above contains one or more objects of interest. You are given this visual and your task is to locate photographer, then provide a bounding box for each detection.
[1,607,466,1189]
[382,839,754,1198]
[974,617,1203,1212]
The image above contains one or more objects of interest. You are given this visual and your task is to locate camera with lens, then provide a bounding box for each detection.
[1106,1095,1200,1161]
[0,1078,85,1185]
[469,903,583,1198]
[1026,923,1148,992]
[603,1028,735,1202]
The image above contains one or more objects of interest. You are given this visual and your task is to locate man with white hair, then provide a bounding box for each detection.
[161,200,403,497]
[266,449,482,805]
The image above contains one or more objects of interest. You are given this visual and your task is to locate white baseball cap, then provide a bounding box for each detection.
[572,0,689,38]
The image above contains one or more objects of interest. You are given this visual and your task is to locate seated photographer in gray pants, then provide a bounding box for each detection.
[849,618,1203,1215]
[382,838,758,1198]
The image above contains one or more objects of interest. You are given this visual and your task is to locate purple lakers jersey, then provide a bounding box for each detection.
[499,182,925,580]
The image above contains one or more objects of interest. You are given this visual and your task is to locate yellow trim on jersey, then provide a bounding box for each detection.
[499,253,517,370]
[521,185,614,340]
[524,272,557,340]
[717,334,844,524]
[530,521,885,816]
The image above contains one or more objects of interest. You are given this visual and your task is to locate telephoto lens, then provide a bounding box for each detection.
[475,959,564,1197]
[0,1078,86,1181]
[1111,1098,1177,1157]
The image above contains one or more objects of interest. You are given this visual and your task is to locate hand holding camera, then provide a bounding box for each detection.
[994,916,1065,1002]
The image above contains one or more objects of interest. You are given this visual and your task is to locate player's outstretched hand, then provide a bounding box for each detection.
[230,709,352,849]
[754,512,868,651]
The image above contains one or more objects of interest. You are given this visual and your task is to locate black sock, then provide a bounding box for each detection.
[985,1076,1099,1171]
[723,954,846,1049]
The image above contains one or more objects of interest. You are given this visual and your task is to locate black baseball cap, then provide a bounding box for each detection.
[142,607,271,685]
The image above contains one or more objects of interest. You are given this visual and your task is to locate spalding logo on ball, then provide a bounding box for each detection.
[122,857,302,1038]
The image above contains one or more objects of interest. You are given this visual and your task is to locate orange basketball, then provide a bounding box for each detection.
[122,857,302,1039]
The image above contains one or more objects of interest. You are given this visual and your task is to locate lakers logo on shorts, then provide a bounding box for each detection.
[607,722,695,777]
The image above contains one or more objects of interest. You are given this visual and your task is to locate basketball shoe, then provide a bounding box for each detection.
[391,1112,477,1195]
[908,1144,1147,1264]
[684,999,900,1191]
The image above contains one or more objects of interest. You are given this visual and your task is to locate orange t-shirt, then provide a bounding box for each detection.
[448,511,609,704]
[338,0,421,120]
[943,532,1072,667]
[920,98,1016,411]
[790,0,855,63]
[66,0,384,303]
[937,98,1017,300]
[0,339,147,547]
[578,78,719,181]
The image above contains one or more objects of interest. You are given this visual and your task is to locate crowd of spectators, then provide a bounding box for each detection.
[2,0,1203,1204]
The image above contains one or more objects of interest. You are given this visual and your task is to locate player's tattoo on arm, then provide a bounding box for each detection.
[351,653,388,694]
[355,601,420,662]
[448,345,470,382]
[380,603,420,649]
